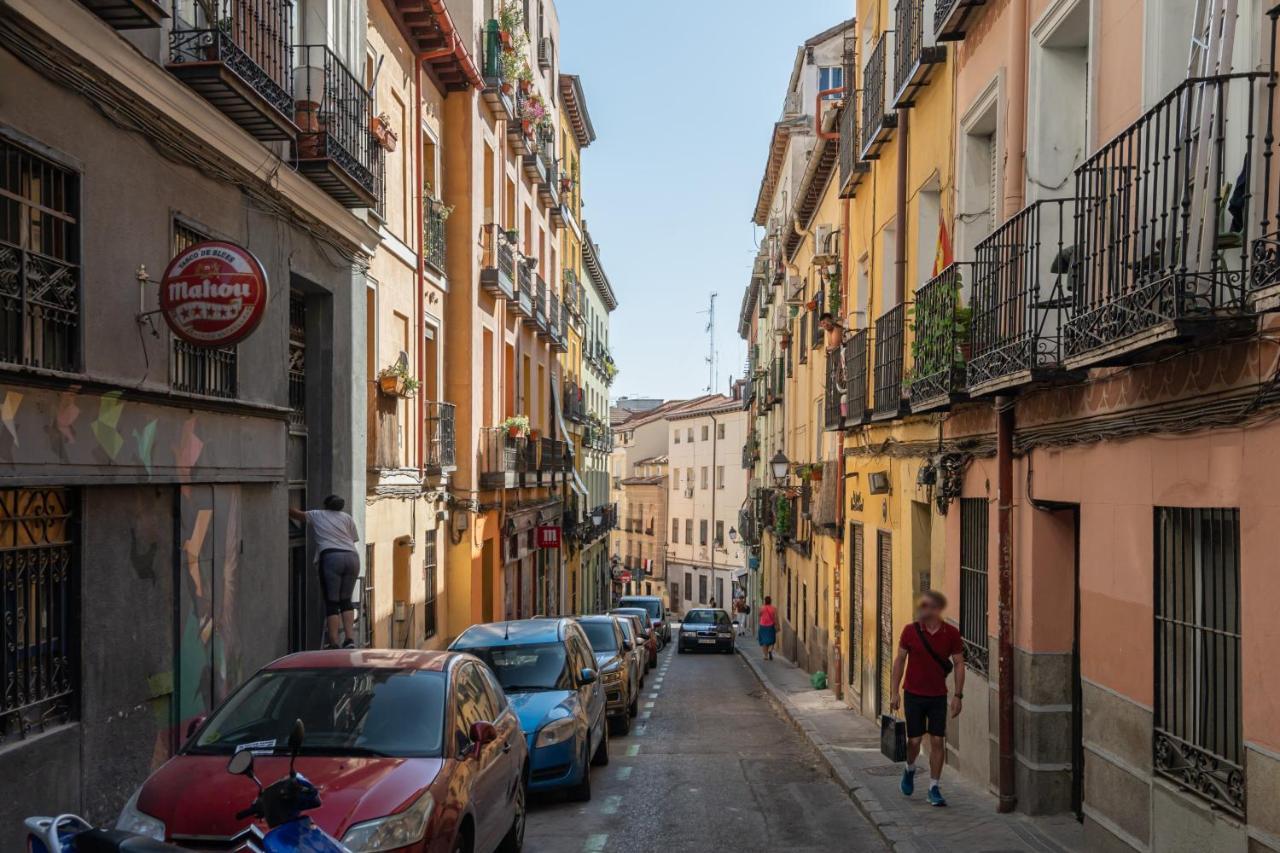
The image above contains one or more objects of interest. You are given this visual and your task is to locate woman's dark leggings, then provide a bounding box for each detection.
[318,549,359,616]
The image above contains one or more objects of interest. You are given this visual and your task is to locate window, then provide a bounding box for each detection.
[672,471,679,490]
[684,572,692,601]
[699,520,708,547]
[687,428,693,442]
[698,574,708,604]
[819,65,844,99]
[685,468,693,489]
[424,530,438,640]
[171,220,237,397]
[1154,507,1243,817]
[673,429,680,444]
[716,466,725,490]
[684,519,692,544]
[0,137,80,372]
[958,498,989,676]
[717,423,725,440]
[671,518,679,542]
[700,467,708,490]
[715,520,724,547]
[0,488,75,739]
[701,425,709,441]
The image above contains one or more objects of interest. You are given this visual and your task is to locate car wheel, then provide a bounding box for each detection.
[590,725,610,767]
[570,744,593,802]
[677,643,685,654]
[611,711,631,735]
[497,767,527,852]
[629,691,638,718]
[452,822,473,853]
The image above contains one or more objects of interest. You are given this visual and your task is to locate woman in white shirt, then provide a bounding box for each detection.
[289,494,360,649]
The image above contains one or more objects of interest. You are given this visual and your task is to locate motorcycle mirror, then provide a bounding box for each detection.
[288,719,305,777]
[227,750,255,778]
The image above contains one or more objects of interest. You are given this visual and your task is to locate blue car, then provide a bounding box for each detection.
[451,619,609,801]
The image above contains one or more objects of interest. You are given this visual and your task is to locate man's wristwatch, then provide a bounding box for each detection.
[953,693,964,699]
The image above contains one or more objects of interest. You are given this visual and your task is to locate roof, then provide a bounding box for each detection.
[621,475,665,486]
[451,619,568,647]
[582,227,618,310]
[752,122,795,226]
[785,134,839,262]
[611,395,723,431]
[559,74,597,148]
[635,454,668,465]
[379,0,484,92]
[269,649,454,671]
[664,394,742,421]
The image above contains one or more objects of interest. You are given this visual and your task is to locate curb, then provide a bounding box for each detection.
[736,647,920,853]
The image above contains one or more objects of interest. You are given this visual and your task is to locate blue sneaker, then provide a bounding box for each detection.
[927,785,947,807]
[900,767,915,796]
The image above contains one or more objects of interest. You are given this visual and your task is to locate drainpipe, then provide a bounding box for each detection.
[996,395,1017,813]
[415,60,425,480]
[895,110,908,305]
[1005,0,1029,217]
[831,179,854,703]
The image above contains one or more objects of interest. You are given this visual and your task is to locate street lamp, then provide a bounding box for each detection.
[770,450,790,485]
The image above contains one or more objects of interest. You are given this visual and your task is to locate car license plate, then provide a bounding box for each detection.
[698,638,716,644]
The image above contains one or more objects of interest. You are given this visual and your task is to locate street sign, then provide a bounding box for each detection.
[536,524,561,548]
[160,240,269,346]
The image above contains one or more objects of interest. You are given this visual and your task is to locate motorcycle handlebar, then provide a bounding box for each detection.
[235,807,258,820]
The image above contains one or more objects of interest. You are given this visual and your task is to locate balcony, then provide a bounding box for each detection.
[1064,73,1265,369]
[893,0,946,108]
[480,19,516,122]
[516,260,536,323]
[824,330,868,429]
[872,304,908,420]
[79,0,166,29]
[294,44,377,207]
[424,400,456,474]
[838,92,869,199]
[968,198,1078,395]
[860,32,897,161]
[479,429,571,489]
[167,0,295,142]
[562,269,581,317]
[507,91,536,155]
[480,224,516,300]
[908,263,970,413]
[424,197,447,276]
[563,382,586,422]
[549,292,567,352]
[935,0,987,42]
[534,274,550,337]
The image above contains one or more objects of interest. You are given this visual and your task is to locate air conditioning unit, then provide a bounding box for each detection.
[786,275,805,302]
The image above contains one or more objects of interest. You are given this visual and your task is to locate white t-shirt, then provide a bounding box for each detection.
[305,510,359,557]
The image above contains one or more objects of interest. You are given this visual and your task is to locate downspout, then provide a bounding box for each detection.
[1005,0,1029,217]
[831,189,852,702]
[415,60,425,480]
[996,395,1017,813]
[895,110,908,305]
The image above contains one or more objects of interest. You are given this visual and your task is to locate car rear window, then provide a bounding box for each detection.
[620,597,662,620]
[578,620,619,652]
[188,668,446,758]
[684,610,730,626]
[461,643,571,692]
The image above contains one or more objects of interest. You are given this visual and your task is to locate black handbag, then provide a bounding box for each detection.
[915,623,954,677]
[880,714,907,762]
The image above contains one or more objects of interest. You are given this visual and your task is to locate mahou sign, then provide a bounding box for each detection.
[160,240,269,346]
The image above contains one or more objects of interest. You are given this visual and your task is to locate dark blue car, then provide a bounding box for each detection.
[450,619,609,800]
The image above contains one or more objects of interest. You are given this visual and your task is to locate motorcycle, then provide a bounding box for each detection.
[25,815,186,852]
[223,718,347,853]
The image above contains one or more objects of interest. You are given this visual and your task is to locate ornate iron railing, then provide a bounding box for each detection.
[424,401,456,472]
[873,304,906,418]
[908,263,969,411]
[424,198,447,274]
[480,224,516,300]
[860,32,895,158]
[934,0,987,41]
[168,0,293,119]
[894,0,924,99]
[968,198,1076,389]
[517,259,535,318]
[294,44,376,195]
[1067,72,1266,362]
[959,497,989,677]
[843,328,869,423]
[535,274,548,331]
[824,351,843,430]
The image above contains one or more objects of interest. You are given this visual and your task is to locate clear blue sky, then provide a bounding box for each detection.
[556,0,852,401]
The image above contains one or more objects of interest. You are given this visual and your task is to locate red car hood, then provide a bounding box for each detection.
[138,753,443,840]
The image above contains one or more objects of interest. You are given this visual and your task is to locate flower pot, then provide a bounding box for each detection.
[519,79,533,94]
[499,29,513,48]
[295,101,324,159]
[780,336,791,349]
[959,342,972,361]
[806,298,819,311]
[508,426,523,439]
[529,429,541,440]
[809,467,823,482]
[379,374,405,396]
[501,81,514,95]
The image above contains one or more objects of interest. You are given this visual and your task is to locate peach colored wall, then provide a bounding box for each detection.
[1091,0,1144,147]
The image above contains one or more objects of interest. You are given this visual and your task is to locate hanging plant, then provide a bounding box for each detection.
[500,414,530,438]
[827,285,842,316]
[378,361,418,397]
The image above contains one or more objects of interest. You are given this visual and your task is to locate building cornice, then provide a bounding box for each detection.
[559,74,596,148]
[582,227,618,310]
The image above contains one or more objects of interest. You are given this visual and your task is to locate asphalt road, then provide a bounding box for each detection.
[523,638,888,853]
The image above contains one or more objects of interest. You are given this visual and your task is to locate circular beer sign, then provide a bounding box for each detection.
[160,240,269,346]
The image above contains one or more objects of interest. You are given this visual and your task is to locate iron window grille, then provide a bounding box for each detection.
[850,522,864,690]
[1154,506,1243,817]
[872,303,906,418]
[0,137,80,373]
[423,530,438,640]
[171,221,238,397]
[958,497,989,676]
[288,292,306,427]
[0,488,77,742]
[424,401,456,473]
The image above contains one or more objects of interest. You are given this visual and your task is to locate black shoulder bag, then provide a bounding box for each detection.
[914,623,954,677]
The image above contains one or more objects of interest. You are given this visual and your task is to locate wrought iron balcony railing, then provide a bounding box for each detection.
[838,94,869,198]
[479,429,571,487]
[168,0,294,141]
[516,260,536,322]
[968,198,1077,394]
[480,19,516,121]
[1065,72,1267,368]
[934,0,987,41]
[908,263,970,413]
[562,269,581,316]
[860,32,897,160]
[534,274,549,336]
[424,400,456,473]
[833,329,869,426]
[424,197,447,275]
[480,224,516,300]
[81,0,167,28]
[549,292,567,351]
[294,44,377,207]
[872,303,908,419]
[893,0,945,108]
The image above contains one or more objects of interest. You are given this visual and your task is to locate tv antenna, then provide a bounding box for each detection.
[699,292,718,393]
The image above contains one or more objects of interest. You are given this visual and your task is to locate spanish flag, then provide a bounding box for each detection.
[932,220,953,278]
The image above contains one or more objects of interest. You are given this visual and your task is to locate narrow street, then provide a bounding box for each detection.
[525,644,887,853]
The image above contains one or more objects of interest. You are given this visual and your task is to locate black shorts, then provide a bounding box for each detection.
[904,691,948,738]
[318,549,359,606]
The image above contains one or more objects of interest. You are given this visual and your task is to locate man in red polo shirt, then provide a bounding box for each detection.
[889,590,966,806]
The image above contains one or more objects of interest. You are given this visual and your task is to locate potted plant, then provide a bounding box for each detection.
[378,362,419,397]
[294,100,324,158]
[827,285,842,316]
[504,227,520,244]
[517,65,534,95]
[780,333,792,349]
[371,113,397,152]
[501,415,530,438]
[806,296,819,311]
[529,428,541,440]
[954,305,973,362]
[808,463,824,482]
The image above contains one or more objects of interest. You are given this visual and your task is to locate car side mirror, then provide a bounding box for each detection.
[468,720,498,756]
[227,749,255,778]
[622,640,633,652]
[185,714,207,740]
[579,668,597,685]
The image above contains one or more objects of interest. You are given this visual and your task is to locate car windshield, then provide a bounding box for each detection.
[578,620,619,652]
[188,668,445,758]
[620,598,662,620]
[462,644,571,692]
[611,609,649,626]
[616,619,635,644]
[684,610,729,627]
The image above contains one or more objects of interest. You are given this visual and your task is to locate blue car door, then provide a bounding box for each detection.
[568,631,604,751]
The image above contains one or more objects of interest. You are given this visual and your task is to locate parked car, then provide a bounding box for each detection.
[618,595,669,645]
[450,619,609,801]
[677,608,736,654]
[573,615,637,734]
[611,615,648,691]
[611,608,658,670]
[118,650,528,853]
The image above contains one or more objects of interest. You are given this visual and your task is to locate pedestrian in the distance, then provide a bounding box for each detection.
[289,495,361,650]
[889,590,966,807]
[757,596,778,660]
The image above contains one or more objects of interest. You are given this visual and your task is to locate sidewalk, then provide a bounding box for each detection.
[737,640,1087,853]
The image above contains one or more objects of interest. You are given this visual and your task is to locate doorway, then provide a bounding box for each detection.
[848,522,865,705]
[875,529,893,717]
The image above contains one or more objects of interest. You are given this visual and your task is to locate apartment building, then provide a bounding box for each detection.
[742,2,1280,848]
[616,455,669,600]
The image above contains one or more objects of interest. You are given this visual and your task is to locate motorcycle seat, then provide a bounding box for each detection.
[73,829,188,852]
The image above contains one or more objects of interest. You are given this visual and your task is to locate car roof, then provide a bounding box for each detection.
[685,608,729,615]
[619,595,662,603]
[451,619,568,646]
[266,649,457,672]
[574,614,619,622]
[610,607,648,614]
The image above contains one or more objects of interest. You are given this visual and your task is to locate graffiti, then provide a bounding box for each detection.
[91,391,125,459]
[0,390,22,445]
[133,419,159,474]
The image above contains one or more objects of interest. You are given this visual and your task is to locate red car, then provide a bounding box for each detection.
[117,650,528,852]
